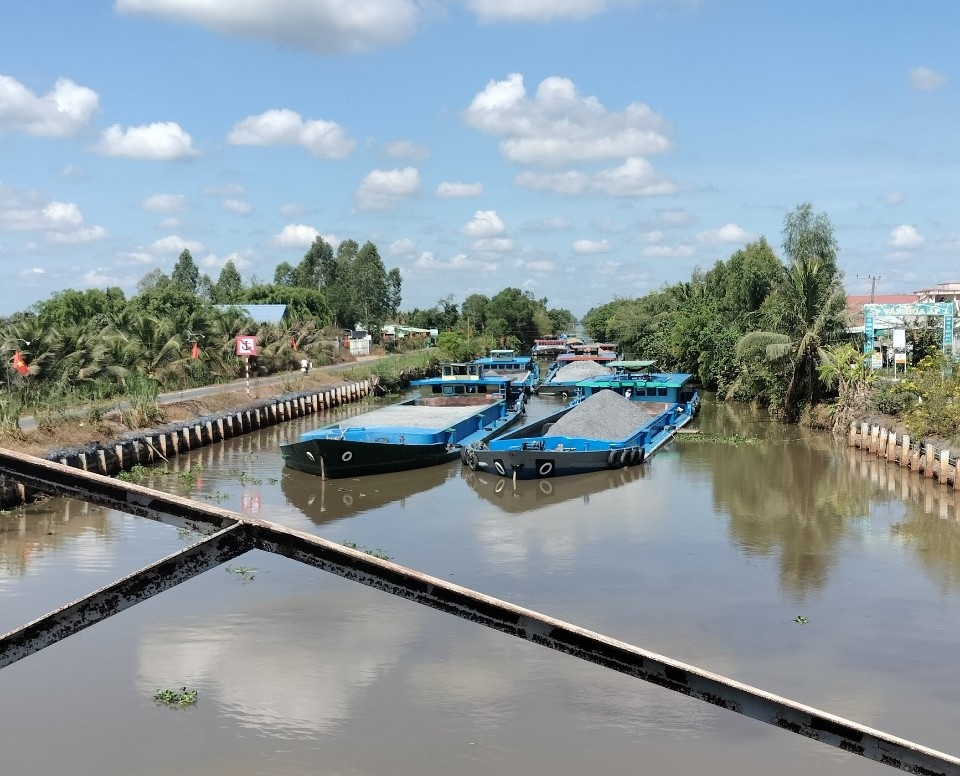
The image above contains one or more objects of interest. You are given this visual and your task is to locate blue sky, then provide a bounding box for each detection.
[1,1,957,319]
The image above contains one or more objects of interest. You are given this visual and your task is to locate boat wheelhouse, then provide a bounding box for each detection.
[471,349,540,393]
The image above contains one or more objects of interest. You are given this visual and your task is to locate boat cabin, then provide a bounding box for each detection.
[412,362,519,398]
[576,371,696,405]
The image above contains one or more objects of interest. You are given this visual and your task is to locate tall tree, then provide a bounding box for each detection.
[212,260,244,304]
[171,249,200,294]
[292,237,333,289]
[734,204,847,420]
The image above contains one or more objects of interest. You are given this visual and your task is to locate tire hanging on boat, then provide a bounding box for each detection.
[607,449,618,468]
[341,450,353,462]
[537,460,554,478]
[466,449,478,471]
[494,459,506,476]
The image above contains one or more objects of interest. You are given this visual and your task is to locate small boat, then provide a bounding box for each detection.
[471,349,540,393]
[462,369,699,480]
[280,362,526,479]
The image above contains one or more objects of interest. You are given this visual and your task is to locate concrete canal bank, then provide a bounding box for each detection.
[848,420,960,490]
[0,378,373,510]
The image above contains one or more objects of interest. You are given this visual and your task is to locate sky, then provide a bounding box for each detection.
[1,1,958,320]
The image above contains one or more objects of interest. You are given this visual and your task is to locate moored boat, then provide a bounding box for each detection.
[280,363,526,479]
[462,370,699,480]
[471,348,540,393]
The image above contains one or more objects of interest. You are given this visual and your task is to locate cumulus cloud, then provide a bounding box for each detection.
[640,230,663,243]
[223,199,252,214]
[0,75,99,137]
[275,223,320,247]
[890,224,923,248]
[908,66,946,91]
[471,237,514,252]
[696,223,753,244]
[355,167,420,210]
[436,181,484,198]
[463,73,671,166]
[96,122,198,160]
[115,0,420,55]
[593,157,676,196]
[141,193,188,212]
[0,186,108,244]
[413,251,498,274]
[461,210,506,238]
[227,109,355,158]
[384,139,429,160]
[149,235,204,255]
[390,237,416,255]
[572,239,612,253]
[465,0,637,22]
[643,244,695,258]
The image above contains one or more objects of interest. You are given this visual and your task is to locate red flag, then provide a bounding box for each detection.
[290,336,297,351]
[191,341,200,359]
[12,350,28,376]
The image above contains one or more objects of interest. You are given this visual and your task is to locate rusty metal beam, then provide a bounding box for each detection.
[2,447,960,774]
[0,524,252,670]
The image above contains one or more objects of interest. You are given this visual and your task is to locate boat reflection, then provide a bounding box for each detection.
[280,462,457,525]
[462,464,646,514]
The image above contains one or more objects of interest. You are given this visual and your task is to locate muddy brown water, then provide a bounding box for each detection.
[3,395,960,775]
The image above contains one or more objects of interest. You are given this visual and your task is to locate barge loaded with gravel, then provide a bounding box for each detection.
[281,362,527,479]
[462,369,699,480]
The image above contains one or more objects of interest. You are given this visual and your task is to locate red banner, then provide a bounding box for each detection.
[12,350,28,376]
[191,341,200,359]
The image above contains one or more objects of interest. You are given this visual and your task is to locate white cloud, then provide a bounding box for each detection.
[149,235,204,255]
[463,73,671,166]
[279,203,304,217]
[0,188,107,244]
[96,122,198,160]
[390,237,416,255]
[890,224,923,248]
[908,66,946,91]
[142,193,188,213]
[355,167,420,210]
[642,244,695,258]
[881,192,906,206]
[572,239,612,253]
[275,223,320,247]
[696,223,753,244]
[115,0,420,55]
[515,169,591,195]
[521,259,555,272]
[436,181,484,198]
[413,251,498,274]
[465,0,637,22]
[223,199,252,215]
[200,251,251,270]
[0,75,99,137]
[593,157,677,196]
[227,109,355,158]
[384,139,429,160]
[471,237,514,252]
[640,230,663,243]
[657,208,694,227]
[462,210,506,238]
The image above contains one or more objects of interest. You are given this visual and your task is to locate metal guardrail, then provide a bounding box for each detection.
[1,447,959,775]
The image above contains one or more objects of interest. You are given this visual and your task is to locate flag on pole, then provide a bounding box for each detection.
[191,341,200,359]
[12,350,28,376]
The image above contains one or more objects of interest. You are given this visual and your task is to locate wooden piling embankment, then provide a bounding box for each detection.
[0,378,372,510]
[848,421,960,490]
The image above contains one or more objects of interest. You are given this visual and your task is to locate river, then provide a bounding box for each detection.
[2,394,960,776]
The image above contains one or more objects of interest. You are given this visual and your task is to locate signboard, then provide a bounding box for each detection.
[235,335,257,356]
[892,329,906,349]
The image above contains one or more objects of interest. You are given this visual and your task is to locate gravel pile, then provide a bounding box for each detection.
[546,389,653,440]
[547,361,611,383]
[334,404,483,430]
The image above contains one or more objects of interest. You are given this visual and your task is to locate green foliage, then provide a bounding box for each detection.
[896,351,960,442]
[342,541,392,561]
[171,249,200,294]
[154,687,198,707]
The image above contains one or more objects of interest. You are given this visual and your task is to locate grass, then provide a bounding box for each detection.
[153,687,198,707]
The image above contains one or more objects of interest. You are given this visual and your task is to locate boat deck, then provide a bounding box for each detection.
[329,403,491,431]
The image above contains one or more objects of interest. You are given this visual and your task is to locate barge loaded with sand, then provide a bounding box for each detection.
[280,362,526,479]
[462,368,699,480]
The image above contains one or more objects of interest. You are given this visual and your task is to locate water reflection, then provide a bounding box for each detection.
[138,586,423,738]
[683,402,876,600]
[280,463,458,525]
[462,465,645,514]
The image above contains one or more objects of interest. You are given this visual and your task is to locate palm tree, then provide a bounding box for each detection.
[734,205,848,421]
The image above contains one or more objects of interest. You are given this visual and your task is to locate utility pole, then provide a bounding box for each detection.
[858,274,881,303]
